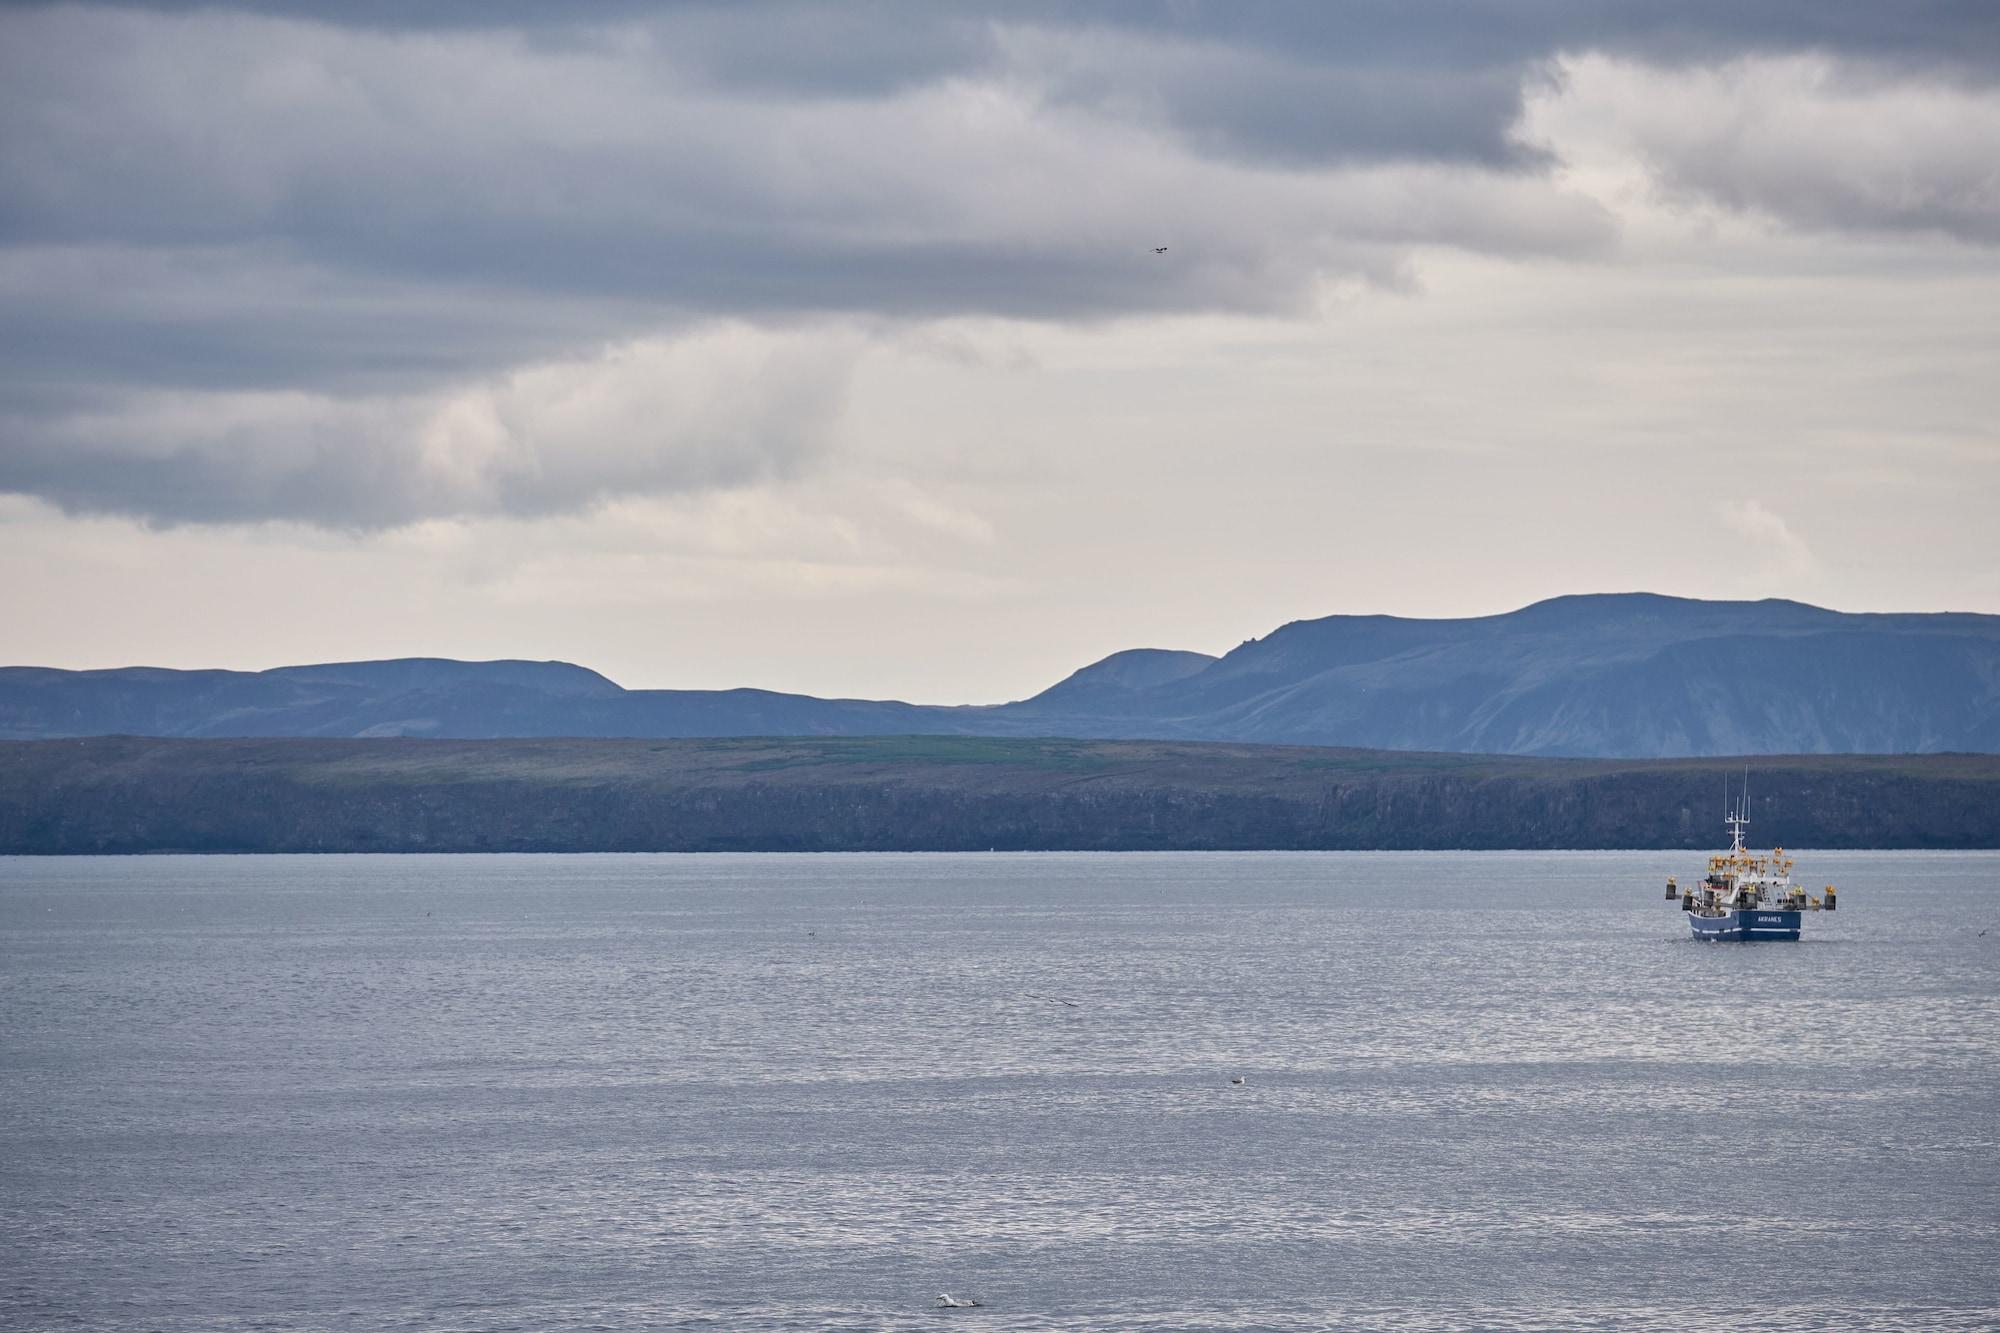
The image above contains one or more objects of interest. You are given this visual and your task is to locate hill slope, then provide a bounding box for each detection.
[4,594,1996,756]
[1063,594,2000,755]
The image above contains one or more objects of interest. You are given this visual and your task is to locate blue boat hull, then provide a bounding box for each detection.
[1689,909,1802,942]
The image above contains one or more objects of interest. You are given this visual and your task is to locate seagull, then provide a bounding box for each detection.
[938,1293,983,1308]
[1152,246,1168,254]
[1230,1076,1245,1085]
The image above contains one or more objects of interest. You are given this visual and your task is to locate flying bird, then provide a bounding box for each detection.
[938,1293,983,1308]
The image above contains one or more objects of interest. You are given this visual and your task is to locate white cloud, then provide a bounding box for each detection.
[1718,499,1817,582]
[0,324,860,526]
[1526,53,2000,244]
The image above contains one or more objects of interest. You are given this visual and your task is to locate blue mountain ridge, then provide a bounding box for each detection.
[5,593,1996,757]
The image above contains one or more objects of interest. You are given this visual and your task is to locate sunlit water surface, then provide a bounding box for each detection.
[3,851,1997,1331]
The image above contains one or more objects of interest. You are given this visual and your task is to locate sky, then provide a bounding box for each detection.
[2,1,1997,703]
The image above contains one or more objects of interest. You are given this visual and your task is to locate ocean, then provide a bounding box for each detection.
[3,850,1996,1331]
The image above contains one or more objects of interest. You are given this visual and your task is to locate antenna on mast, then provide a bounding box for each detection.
[1725,765,1750,853]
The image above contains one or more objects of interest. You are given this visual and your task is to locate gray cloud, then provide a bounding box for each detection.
[0,6,1610,435]
[0,324,858,527]
[47,2,2000,166]
[0,243,676,398]
[2,1,1996,527]
[995,25,1546,170]
[73,2,2000,73]
[1655,84,2000,244]
[1536,53,2000,245]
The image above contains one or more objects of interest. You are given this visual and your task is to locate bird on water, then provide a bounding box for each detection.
[938,1292,983,1308]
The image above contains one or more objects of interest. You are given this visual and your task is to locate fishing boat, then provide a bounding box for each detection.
[1664,799,1837,942]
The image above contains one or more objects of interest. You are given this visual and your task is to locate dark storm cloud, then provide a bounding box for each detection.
[1,0,1996,527]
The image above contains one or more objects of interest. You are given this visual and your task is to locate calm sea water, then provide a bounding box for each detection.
[2,851,1997,1331]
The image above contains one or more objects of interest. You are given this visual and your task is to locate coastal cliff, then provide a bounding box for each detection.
[4,736,1994,853]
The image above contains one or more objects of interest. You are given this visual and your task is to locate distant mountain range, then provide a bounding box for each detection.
[6,594,1998,757]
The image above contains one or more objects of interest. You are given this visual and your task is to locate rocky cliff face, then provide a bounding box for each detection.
[4,594,1997,757]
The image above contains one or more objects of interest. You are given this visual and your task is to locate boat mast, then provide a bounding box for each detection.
[1726,768,1749,855]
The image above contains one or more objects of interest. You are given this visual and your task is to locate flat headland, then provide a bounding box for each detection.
[3,735,1995,854]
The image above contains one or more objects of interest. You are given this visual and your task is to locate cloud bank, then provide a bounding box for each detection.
[2,2,1997,527]
[1,324,855,526]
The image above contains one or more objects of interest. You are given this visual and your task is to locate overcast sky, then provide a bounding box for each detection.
[3,1,1996,701]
